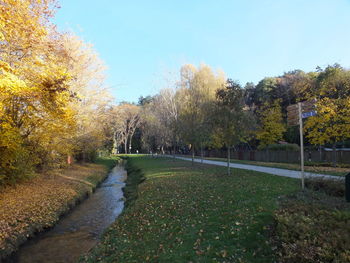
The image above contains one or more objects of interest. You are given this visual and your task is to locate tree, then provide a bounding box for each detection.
[0,63,36,183]
[141,101,170,154]
[0,0,58,69]
[244,82,256,110]
[256,100,286,149]
[138,95,154,106]
[178,64,225,164]
[305,65,350,166]
[193,65,226,162]
[0,1,111,184]
[252,77,278,107]
[177,64,199,164]
[111,104,141,154]
[56,33,111,161]
[155,88,180,157]
[211,79,254,175]
[0,60,75,181]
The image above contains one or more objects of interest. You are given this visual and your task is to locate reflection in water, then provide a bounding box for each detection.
[9,165,126,263]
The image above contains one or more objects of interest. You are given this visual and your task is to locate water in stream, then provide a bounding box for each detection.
[7,164,127,263]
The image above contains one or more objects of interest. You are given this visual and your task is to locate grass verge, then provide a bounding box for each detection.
[122,158,146,208]
[83,156,300,262]
[0,156,118,261]
[179,155,349,177]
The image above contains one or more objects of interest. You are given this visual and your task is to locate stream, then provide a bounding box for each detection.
[6,164,127,263]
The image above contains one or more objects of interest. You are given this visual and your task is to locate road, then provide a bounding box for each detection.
[166,155,344,180]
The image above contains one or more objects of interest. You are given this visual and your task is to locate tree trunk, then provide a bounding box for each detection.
[129,130,136,154]
[227,146,231,176]
[192,145,195,166]
[128,137,132,154]
[200,143,204,164]
[124,141,127,154]
[332,143,337,168]
[173,144,176,161]
[112,131,117,154]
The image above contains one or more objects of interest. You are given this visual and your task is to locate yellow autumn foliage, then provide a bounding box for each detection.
[0,1,110,185]
[305,65,350,147]
[256,100,286,148]
[305,97,350,145]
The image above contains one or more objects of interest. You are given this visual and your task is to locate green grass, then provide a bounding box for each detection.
[83,156,300,263]
[180,155,348,177]
[122,158,146,207]
[85,156,121,184]
[94,156,121,170]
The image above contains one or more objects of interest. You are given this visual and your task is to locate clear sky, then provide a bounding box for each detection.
[55,0,350,103]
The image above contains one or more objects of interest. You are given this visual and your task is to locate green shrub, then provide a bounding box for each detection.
[273,199,350,263]
[259,143,300,151]
[305,161,350,168]
[305,177,345,197]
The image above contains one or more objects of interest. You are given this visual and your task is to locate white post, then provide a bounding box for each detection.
[298,102,305,190]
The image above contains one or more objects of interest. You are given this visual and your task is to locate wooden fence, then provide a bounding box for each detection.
[200,149,350,165]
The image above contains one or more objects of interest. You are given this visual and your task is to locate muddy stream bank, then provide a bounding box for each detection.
[5,164,127,263]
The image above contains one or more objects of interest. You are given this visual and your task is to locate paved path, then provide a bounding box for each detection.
[166,155,344,180]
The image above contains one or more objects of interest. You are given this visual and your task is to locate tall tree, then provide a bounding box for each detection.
[0,0,111,184]
[256,100,286,149]
[305,64,350,166]
[0,0,76,175]
[178,64,225,164]
[177,64,198,164]
[111,104,141,154]
[141,101,170,154]
[56,33,111,161]
[156,88,180,158]
[211,79,254,175]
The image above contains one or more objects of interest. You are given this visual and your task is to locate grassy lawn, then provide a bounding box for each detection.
[83,156,300,263]
[178,155,349,177]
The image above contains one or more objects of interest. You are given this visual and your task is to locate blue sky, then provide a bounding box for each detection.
[55,0,350,103]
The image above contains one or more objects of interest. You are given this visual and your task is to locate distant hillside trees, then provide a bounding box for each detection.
[135,63,350,170]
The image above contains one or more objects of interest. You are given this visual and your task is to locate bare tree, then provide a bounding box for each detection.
[110,104,142,154]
